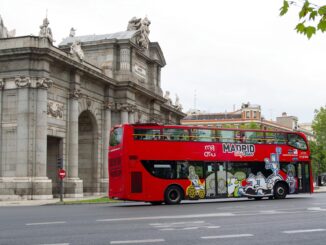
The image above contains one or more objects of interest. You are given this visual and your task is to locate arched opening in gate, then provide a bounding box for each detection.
[78,110,99,195]
[47,136,63,197]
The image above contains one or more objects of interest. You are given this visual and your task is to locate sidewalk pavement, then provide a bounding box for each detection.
[313,185,326,193]
[1,187,326,207]
[0,195,106,207]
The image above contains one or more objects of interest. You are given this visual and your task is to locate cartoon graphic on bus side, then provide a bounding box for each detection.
[186,165,205,199]
[227,147,297,197]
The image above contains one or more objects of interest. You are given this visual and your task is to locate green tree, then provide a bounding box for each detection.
[311,106,326,184]
[280,0,326,38]
[239,122,261,130]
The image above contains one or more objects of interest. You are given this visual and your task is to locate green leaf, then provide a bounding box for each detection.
[280,0,289,16]
[295,22,306,34]
[309,10,318,20]
[317,19,326,32]
[318,5,326,15]
[299,1,311,19]
[305,26,316,39]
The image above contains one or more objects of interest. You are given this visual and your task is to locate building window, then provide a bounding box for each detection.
[253,111,257,119]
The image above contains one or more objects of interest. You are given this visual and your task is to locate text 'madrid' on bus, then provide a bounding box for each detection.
[109,124,312,205]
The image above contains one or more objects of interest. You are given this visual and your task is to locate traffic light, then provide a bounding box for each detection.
[57,157,63,169]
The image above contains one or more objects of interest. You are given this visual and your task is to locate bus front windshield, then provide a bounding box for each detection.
[110,127,123,147]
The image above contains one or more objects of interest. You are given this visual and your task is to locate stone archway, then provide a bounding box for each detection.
[78,110,99,195]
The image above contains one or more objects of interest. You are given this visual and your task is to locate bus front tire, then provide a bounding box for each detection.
[274,182,288,199]
[164,185,183,205]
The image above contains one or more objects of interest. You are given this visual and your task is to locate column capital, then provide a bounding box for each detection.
[70,88,81,100]
[0,78,4,90]
[15,76,31,88]
[104,101,114,110]
[118,103,136,112]
[36,78,53,90]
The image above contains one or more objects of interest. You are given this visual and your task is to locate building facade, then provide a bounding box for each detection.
[182,102,314,139]
[0,16,185,200]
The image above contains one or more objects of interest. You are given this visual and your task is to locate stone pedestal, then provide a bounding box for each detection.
[64,178,83,198]
[100,178,109,195]
[0,177,52,200]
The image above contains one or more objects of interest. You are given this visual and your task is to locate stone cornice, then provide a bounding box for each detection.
[0,36,117,87]
[116,81,165,103]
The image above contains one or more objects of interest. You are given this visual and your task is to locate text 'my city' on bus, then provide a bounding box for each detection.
[109,124,312,205]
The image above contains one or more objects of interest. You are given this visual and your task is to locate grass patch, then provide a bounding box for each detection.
[60,197,119,205]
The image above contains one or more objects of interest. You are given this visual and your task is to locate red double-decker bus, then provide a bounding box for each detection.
[109,124,312,205]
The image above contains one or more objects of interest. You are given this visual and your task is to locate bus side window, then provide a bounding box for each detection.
[288,133,307,150]
[134,128,161,140]
[219,130,235,143]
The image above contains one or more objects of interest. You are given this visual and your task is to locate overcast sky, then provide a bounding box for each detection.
[1,0,325,123]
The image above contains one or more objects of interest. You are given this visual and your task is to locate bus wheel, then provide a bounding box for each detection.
[150,201,163,205]
[164,185,183,205]
[274,182,288,199]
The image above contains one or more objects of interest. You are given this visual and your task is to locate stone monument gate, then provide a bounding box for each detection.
[0,16,185,200]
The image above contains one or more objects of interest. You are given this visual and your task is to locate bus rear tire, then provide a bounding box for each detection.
[164,185,183,205]
[274,182,288,199]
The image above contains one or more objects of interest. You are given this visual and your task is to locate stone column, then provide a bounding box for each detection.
[16,77,31,178]
[35,78,53,177]
[120,104,129,124]
[129,110,135,124]
[66,88,83,197]
[101,101,112,193]
[0,79,4,177]
[31,78,53,199]
[68,89,80,178]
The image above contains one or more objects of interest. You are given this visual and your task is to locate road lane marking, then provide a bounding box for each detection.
[110,239,165,244]
[26,221,66,226]
[201,234,254,239]
[283,229,326,234]
[97,212,234,222]
[181,227,199,230]
[151,221,205,228]
[307,207,326,211]
[37,244,69,245]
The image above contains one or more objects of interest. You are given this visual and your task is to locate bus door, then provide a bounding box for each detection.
[297,162,310,193]
[205,162,227,198]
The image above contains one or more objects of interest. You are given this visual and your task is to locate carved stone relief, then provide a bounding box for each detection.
[104,101,114,110]
[36,78,53,89]
[47,100,64,119]
[70,89,81,99]
[15,76,31,88]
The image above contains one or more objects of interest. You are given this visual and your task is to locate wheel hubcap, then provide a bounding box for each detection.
[170,190,178,200]
[277,187,284,195]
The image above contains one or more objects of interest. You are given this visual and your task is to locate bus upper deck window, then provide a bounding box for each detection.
[134,128,161,140]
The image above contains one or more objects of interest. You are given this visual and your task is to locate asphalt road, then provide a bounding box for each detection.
[1,193,326,245]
